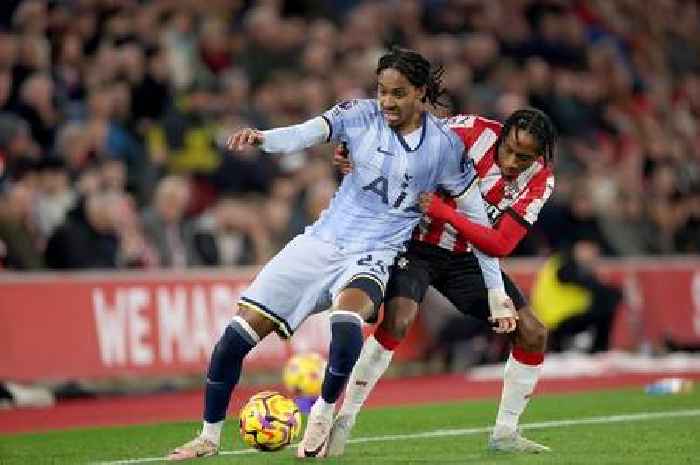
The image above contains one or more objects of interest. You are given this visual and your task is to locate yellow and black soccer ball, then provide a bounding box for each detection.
[282,352,326,398]
[239,391,301,451]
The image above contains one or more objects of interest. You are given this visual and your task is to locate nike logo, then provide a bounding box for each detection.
[377,147,395,156]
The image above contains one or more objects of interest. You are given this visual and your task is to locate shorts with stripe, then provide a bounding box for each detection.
[385,240,527,323]
[239,233,395,338]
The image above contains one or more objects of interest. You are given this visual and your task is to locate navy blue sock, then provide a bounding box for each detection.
[203,320,257,422]
[321,312,364,403]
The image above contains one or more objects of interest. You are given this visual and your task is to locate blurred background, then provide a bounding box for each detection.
[0,0,699,417]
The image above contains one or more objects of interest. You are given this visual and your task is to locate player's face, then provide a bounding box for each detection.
[497,127,541,179]
[377,68,425,130]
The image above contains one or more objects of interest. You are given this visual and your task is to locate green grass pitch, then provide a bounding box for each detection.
[1,387,698,465]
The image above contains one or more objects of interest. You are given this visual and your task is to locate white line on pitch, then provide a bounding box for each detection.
[91,408,700,465]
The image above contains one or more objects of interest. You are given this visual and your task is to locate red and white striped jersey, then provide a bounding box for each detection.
[413,114,555,253]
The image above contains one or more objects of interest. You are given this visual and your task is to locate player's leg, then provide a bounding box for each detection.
[327,250,435,457]
[439,258,550,453]
[299,282,384,458]
[324,295,419,457]
[475,274,549,453]
[167,307,276,460]
[489,296,550,453]
[168,235,332,461]
[339,295,419,416]
[299,250,397,458]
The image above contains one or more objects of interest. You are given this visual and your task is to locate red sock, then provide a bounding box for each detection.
[512,346,544,366]
[374,327,401,351]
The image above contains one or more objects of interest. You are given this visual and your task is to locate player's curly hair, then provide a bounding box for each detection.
[498,108,558,165]
[376,46,447,108]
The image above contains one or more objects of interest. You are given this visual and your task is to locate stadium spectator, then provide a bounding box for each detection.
[33,155,75,240]
[599,192,656,255]
[52,122,93,178]
[0,179,43,269]
[44,191,149,269]
[675,188,700,253]
[141,175,197,268]
[99,157,128,194]
[531,240,622,353]
[10,72,57,151]
[190,195,271,266]
[0,113,38,186]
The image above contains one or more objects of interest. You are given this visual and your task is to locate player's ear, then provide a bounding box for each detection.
[418,84,427,102]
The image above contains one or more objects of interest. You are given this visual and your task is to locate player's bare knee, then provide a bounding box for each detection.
[380,316,408,340]
[394,316,413,339]
[336,277,384,321]
[334,288,375,321]
[529,320,547,352]
[516,313,547,352]
[383,297,418,340]
[235,304,277,340]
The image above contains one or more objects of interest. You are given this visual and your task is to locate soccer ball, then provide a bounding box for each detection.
[239,391,301,451]
[283,352,326,398]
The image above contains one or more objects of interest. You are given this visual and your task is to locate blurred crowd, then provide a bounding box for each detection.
[0,0,698,271]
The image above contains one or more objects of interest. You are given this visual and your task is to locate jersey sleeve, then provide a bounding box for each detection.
[445,115,479,147]
[425,193,528,257]
[510,170,555,226]
[450,183,504,289]
[436,133,473,198]
[322,99,376,144]
[260,116,329,154]
[446,114,501,167]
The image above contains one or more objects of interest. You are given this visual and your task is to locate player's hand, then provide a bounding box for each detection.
[332,143,352,175]
[487,288,518,334]
[419,192,455,222]
[418,192,434,212]
[226,128,264,151]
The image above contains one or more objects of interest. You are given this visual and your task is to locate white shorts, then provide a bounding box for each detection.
[239,233,396,338]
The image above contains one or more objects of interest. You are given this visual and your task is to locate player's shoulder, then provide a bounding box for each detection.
[426,113,464,151]
[445,114,503,138]
[526,162,556,192]
[330,99,380,118]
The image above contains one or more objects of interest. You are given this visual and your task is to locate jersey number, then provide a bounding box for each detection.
[357,254,387,275]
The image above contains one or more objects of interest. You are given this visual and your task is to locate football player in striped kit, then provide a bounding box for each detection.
[328,109,557,455]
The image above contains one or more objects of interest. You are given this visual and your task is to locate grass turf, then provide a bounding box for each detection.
[0,387,698,465]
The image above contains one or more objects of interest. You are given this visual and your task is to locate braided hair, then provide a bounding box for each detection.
[498,108,557,165]
[376,47,447,108]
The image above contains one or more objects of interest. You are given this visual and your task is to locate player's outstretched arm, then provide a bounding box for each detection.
[419,193,527,257]
[226,116,330,154]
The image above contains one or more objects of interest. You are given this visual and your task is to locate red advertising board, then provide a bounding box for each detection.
[0,270,331,381]
[1,259,699,382]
